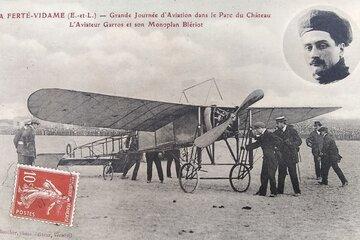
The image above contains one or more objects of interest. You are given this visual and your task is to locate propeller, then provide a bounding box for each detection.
[194,89,264,148]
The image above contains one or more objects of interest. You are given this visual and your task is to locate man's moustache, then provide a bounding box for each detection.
[309,58,325,66]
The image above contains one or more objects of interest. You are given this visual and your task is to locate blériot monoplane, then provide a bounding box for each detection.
[28,87,339,193]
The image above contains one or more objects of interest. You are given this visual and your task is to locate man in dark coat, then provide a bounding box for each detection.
[274,116,302,196]
[122,132,141,180]
[146,151,164,183]
[318,127,348,186]
[13,119,40,165]
[246,122,282,197]
[306,121,323,180]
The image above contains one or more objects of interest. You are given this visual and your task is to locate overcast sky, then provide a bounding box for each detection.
[1,0,360,120]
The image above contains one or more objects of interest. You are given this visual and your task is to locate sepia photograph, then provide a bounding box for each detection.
[1,1,360,239]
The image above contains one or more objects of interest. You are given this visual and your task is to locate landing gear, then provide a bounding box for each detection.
[229,163,251,192]
[179,163,199,193]
[103,162,114,181]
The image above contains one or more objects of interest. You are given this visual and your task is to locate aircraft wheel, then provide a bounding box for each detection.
[229,163,250,192]
[179,163,199,193]
[103,162,114,181]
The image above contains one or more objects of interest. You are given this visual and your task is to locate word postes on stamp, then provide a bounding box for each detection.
[11,165,79,226]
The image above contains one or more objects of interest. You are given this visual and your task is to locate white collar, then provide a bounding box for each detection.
[282,125,287,132]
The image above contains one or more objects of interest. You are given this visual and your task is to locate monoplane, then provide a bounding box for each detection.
[28,88,339,193]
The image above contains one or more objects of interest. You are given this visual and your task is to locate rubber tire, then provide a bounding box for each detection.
[179,163,199,193]
[103,163,114,181]
[229,163,251,192]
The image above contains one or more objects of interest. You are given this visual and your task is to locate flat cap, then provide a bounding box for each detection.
[275,116,286,123]
[318,126,328,132]
[314,121,322,126]
[252,122,266,129]
[25,118,40,125]
[298,9,352,46]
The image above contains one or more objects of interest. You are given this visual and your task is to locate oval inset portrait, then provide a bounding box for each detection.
[283,6,359,85]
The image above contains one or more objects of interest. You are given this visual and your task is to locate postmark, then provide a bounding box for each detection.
[10,164,79,226]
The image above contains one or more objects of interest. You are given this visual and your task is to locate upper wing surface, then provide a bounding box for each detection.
[28,88,199,131]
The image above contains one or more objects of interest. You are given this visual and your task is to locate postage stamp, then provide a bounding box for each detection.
[10,164,79,226]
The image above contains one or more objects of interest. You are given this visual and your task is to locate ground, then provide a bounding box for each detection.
[0,135,359,240]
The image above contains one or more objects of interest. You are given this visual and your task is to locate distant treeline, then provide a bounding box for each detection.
[1,118,360,140]
[0,125,124,136]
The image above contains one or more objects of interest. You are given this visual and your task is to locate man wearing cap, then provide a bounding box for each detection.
[13,119,40,165]
[306,121,323,180]
[318,126,348,186]
[274,116,302,196]
[246,122,282,197]
[298,9,352,84]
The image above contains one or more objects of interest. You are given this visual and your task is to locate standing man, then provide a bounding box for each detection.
[318,127,348,186]
[121,132,141,181]
[13,119,40,165]
[146,151,164,183]
[306,121,324,180]
[246,122,282,197]
[298,9,353,84]
[274,116,302,196]
[165,149,181,178]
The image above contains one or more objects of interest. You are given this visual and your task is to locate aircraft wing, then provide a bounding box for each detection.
[28,88,340,132]
[28,88,199,132]
[238,107,341,129]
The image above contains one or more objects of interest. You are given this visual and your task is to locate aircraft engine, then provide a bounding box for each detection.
[204,106,238,137]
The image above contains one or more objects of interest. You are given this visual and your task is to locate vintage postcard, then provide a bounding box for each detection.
[0,1,360,239]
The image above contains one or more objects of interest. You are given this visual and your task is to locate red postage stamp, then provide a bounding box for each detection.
[10,164,79,226]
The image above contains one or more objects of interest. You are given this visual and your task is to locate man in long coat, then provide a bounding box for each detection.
[306,121,324,180]
[318,126,348,186]
[13,119,40,165]
[274,116,302,196]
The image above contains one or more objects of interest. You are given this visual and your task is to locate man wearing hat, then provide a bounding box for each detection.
[318,126,348,186]
[13,119,40,165]
[246,122,282,197]
[306,121,324,180]
[298,9,352,84]
[274,116,302,196]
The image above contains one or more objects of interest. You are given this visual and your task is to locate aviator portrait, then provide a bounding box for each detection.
[283,7,359,85]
